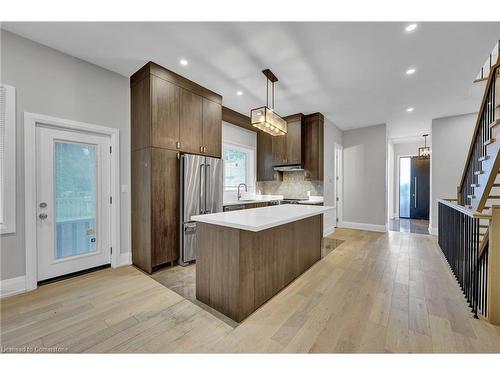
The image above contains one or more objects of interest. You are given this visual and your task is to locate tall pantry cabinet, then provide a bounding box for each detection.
[131,62,222,273]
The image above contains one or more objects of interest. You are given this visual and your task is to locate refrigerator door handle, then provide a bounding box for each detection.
[414,176,417,208]
[199,163,205,214]
[205,164,211,214]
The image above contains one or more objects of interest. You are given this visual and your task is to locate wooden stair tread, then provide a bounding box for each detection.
[467,194,476,199]
[471,183,480,188]
[493,183,500,187]
[489,119,500,129]
[478,155,490,162]
[483,138,495,146]
[474,170,484,175]
[488,195,500,199]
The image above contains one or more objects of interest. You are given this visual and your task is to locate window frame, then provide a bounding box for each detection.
[222,141,256,193]
[1,84,16,234]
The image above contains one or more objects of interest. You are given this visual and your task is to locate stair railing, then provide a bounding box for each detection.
[458,55,500,208]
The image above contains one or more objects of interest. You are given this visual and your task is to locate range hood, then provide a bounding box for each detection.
[273,164,304,172]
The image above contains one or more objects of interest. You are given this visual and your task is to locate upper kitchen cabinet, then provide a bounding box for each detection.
[303,112,324,181]
[271,113,304,165]
[151,75,180,150]
[202,98,222,158]
[179,88,203,154]
[284,113,304,165]
[257,131,275,181]
[130,61,222,157]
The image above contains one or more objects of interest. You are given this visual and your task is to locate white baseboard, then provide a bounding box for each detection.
[117,252,132,267]
[429,227,438,235]
[339,221,387,233]
[323,225,335,237]
[0,275,26,298]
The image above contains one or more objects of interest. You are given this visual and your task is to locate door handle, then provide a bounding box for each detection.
[205,164,211,214]
[199,163,205,214]
[414,176,417,208]
[39,213,48,220]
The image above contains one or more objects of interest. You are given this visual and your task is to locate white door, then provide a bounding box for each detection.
[36,126,111,281]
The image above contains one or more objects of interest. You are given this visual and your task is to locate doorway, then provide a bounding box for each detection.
[391,155,430,234]
[24,112,121,290]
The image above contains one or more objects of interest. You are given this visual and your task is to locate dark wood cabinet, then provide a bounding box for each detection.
[285,114,303,164]
[271,113,304,165]
[151,76,180,150]
[179,88,203,154]
[202,98,222,158]
[272,134,287,165]
[257,131,275,181]
[130,62,222,273]
[151,148,179,267]
[303,113,324,181]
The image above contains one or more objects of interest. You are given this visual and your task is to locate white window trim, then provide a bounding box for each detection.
[222,140,256,192]
[1,84,16,234]
[24,112,122,291]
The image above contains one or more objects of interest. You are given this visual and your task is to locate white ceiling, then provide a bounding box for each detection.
[2,22,500,138]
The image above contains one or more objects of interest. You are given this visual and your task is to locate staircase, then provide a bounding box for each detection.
[438,40,500,325]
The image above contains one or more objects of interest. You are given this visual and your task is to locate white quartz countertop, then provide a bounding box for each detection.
[191,204,334,232]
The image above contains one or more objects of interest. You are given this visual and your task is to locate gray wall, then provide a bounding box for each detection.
[343,124,387,228]
[0,30,130,281]
[430,112,476,234]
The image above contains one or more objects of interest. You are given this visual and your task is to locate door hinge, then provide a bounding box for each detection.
[110,146,112,154]
[336,217,339,222]
[336,197,339,201]
[110,247,113,254]
[110,196,113,204]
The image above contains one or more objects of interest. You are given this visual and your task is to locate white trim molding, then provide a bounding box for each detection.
[24,112,121,291]
[118,252,132,267]
[0,276,26,298]
[339,221,387,233]
[323,225,336,237]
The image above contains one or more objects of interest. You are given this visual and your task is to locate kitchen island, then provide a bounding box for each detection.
[191,204,333,322]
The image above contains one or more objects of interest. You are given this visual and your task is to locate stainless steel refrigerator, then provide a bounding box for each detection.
[179,154,223,265]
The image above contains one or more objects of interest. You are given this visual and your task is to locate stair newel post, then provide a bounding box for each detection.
[488,205,500,324]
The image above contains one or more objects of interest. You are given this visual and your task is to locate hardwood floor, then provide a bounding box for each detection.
[2,228,500,353]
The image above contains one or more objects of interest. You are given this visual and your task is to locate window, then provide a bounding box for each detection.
[222,142,255,192]
[0,84,16,234]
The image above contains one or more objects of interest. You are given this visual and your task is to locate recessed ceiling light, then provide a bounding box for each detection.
[405,24,417,32]
[407,107,415,112]
[406,68,416,75]
[237,91,243,96]
[180,59,188,66]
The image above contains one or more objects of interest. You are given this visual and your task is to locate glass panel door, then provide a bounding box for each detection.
[399,156,411,218]
[55,142,97,259]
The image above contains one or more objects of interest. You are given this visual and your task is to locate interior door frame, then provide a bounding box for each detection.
[397,154,417,219]
[334,143,343,226]
[24,112,121,291]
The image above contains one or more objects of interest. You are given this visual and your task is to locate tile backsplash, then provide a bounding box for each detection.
[256,171,323,199]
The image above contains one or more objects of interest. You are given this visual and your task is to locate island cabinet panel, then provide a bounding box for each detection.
[303,112,324,181]
[196,215,322,322]
[151,76,181,150]
[202,98,222,158]
[179,88,203,154]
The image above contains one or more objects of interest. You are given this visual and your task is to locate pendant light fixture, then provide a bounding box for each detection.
[418,134,431,159]
[250,69,287,136]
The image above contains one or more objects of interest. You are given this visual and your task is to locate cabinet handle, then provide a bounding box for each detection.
[200,146,204,153]
[204,146,207,153]
[176,141,180,149]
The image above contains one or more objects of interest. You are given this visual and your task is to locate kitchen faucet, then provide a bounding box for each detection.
[237,183,248,200]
